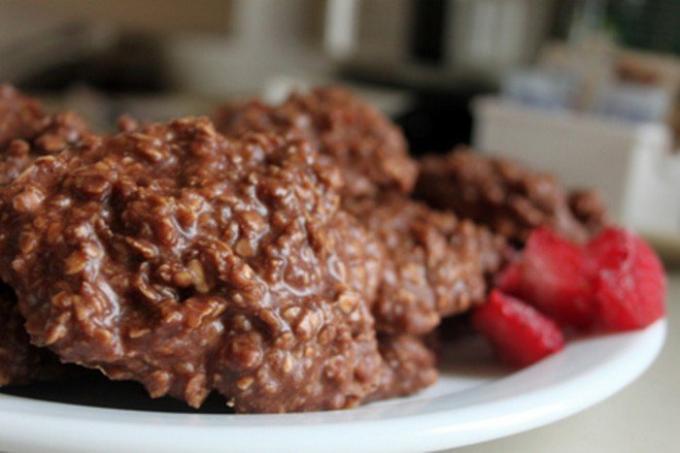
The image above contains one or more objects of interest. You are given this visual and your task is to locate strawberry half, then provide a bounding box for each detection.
[587,227,666,331]
[498,228,595,329]
[472,290,565,368]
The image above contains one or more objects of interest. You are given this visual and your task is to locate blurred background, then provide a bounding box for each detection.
[1,0,680,253]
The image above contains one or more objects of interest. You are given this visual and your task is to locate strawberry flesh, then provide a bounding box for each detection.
[498,228,595,329]
[473,290,565,368]
[587,227,666,331]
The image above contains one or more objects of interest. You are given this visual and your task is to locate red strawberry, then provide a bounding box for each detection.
[473,290,565,368]
[496,259,522,294]
[498,228,595,329]
[587,227,666,331]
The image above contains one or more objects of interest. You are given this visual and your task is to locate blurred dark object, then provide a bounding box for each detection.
[394,91,478,154]
[330,0,557,153]
[332,0,555,90]
[552,0,679,55]
[608,0,680,55]
[339,67,495,153]
[409,0,447,66]
[19,33,168,94]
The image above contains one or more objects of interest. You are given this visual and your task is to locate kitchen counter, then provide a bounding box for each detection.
[447,272,680,453]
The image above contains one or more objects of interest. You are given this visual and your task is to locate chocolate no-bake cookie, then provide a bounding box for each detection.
[0,85,91,386]
[371,334,438,401]
[0,284,64,386]
[214,86,418,198]
[0,117,390,412]
[0,85,44,148]
[416,149,605,244]
[0,85,89,184]
[345,194,503,335]
[568,190,608,236]
[217,89,505,334]
[1,86,536,411]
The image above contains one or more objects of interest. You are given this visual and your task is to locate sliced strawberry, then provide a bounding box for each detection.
[498,228,595,329]
[587,227,666,331]
[473,290,565,368]
[496,259,522,294]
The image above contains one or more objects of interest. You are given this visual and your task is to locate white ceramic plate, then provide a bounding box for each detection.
[0,320,666,453]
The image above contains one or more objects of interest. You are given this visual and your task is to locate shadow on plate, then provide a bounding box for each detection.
[1,328,506,414]
[0,371,234,414]
[439,334,507,378]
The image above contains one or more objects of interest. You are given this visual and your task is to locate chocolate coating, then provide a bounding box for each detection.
[214,86,418,198]
[370,334,438,401]
[216,88,504,336]
[0,117,387,412]
[416,149,593,244]
[0,85,90,386]
[568,190,608,235]
[0,85,43,148]
[344,194,498,335]
[0,85,89,185]
[0,284,64,386]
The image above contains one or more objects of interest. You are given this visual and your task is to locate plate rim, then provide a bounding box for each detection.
[0,320,666,453]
